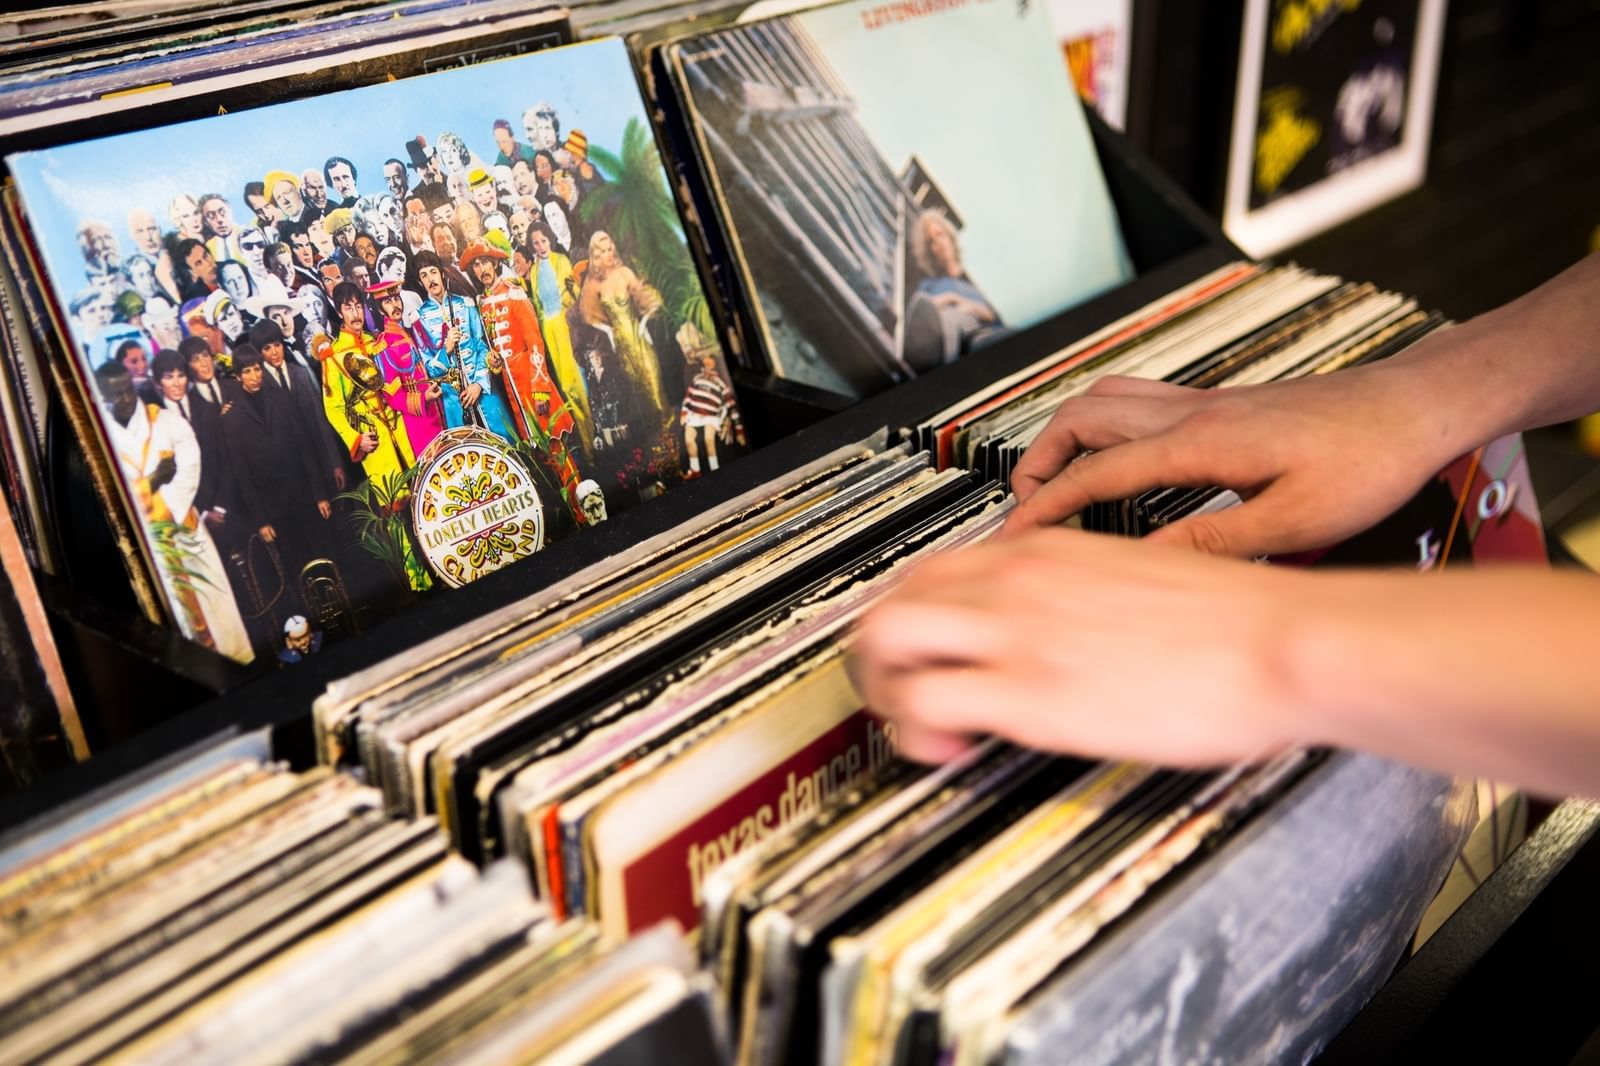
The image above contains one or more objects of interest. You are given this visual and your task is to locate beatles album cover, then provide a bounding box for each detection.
[7,38,747,667]
[668,0,1133,399]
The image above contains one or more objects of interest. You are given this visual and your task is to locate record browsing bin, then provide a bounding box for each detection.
[18,98,1240,814]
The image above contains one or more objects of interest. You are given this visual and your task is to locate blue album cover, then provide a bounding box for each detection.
[672,0,1134,397]
[8,38,744,666]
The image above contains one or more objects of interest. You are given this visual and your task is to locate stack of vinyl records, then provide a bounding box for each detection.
[300,256,1454,1065]
[0,243,1511,1059]
[913,259,1444,519]
[0,732,724,1064]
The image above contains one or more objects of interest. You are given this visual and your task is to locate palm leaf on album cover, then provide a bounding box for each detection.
[509,403,576,515]
[337,467,431,594]
[147,520,220,599]
[580,119,716,340]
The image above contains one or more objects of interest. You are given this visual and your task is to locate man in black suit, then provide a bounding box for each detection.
[218,343,336,613]
[250,319,348,494]
[152,346,286,655]
[182,336,235,414]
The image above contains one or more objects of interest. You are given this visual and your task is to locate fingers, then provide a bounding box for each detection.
[1011,392,1200,503]
[893,720,977,764]
[855,660,1041,752]
[851,600,1013,671]
[1144,482,1307,559]
[1005,433,1205,533]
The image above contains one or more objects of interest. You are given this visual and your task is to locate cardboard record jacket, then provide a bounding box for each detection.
[5,36,747,668]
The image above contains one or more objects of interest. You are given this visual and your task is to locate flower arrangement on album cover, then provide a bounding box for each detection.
[664,0,1134,398]
[7,38,745,667]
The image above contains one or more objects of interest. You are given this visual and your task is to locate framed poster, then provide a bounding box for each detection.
[1223,0,1448,256]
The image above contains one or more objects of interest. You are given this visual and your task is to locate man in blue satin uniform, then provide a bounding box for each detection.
[409,250,518,443]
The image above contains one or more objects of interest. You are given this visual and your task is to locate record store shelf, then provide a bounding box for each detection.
[7,104,1578,1064]
[23,107,1238,807]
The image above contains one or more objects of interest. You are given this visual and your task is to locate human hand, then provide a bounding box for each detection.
[317,500,332,519]
[149,454,178,492]
[426,383,443,402]
[1006,364,1464,558]
[446,326,462,350]
[849,527,1312,766]
[332,467,348,491]
[462,383,483,407]
[259,525,277,543]
[355,431,378,459]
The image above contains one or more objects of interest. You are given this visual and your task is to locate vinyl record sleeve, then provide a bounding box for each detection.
[585,649,885,937]
[538,467,992,906]
[831,763,1157,1066]
[888,771,1222,1064]
[12,822,451,1064]
[8,37,746,668]
[0,495,77,771]
[927,262,1261,469]
[336,919,601,1065]
[1168,280,1369,387]
[0,0,348,73]
[0,764,297,941]
[665,0,1132,397]
[948,266,1346,476]
[0,772,377,1015]
[0,730,270,883]
[735,750,1072,1066]
[0,0,445,86]
[938,755,1310,1064]
[420,923,696,1064]
[952,266,1335,476]
[1214,292,1412,389]
[0,810,388,1033]
[492,477,1002,844]
[0,0,569,129]
[0,187,165,623]
[110,854,535,1066]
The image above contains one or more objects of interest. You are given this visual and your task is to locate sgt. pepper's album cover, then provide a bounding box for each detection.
[667,0,1133,398]
[7,37,746,667]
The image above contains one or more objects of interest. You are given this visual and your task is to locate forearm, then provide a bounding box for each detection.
[1289,565,1600,798]
[1372,252,1600,454]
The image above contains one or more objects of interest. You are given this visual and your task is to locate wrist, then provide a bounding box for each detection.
[1275,569,1399,752]
[1280,569,1471,762]
[1378,314,1540,457]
